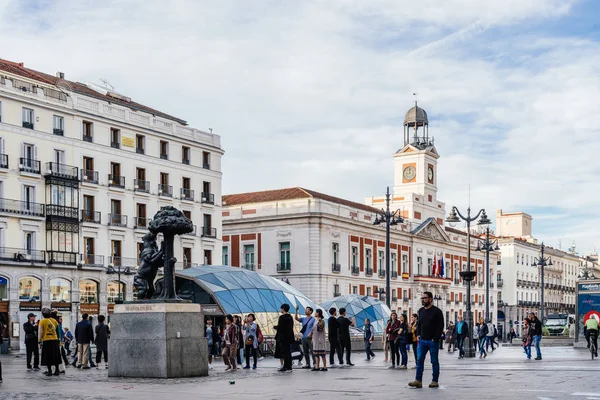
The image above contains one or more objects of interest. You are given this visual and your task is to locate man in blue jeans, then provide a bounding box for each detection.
[529,312,543,360]
[409,291,444,389]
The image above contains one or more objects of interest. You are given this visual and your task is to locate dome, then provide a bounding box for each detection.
[320,294,391,334]
[169,265,326,335]
[404,105,428,127]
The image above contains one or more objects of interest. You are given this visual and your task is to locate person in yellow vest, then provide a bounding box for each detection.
[584,314,599,357]
[38,308,62,376]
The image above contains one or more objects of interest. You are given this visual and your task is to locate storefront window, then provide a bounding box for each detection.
[107,281,125,303]
[50,278,71,302]
[0,277,8,300]
[18,276,41,301]
[79,280,98,304]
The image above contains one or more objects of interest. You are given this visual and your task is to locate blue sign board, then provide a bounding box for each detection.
[0,277,7,285]
[577,281,600,340]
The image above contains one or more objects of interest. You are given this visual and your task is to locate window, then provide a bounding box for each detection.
[137,242,144,261]
[82,195,96,222]
[183,247,192,269]
[136,203,147,227]
[82,121,93,141]
[182,146,190,164]
[352,286,358,295]
[391,253,397,272]
[427,258,433,275]
[183,210,191,220]
[222,246,229,265]
[25,232,35,253]
[110,128,120,148]
[182,177,192,200]
[24,185,35,209]
[367,287,372,296]
[136,135,145,154]
[204,249,212,265]
[84,237,95,259]
[0,276,7,300]
[517,253,520,264]
[22,108,34,129]
[279,242,291,269]
[202,181,213,204]
[107,281,125,304]
[160,141,169,159]
[332,243,339,265]
[244,244,255,268]
[402,254,408,273]
[417,256,423,275]
[160,172,169,186]
[110,199,122,225]
[111,240,122,265]
[202,151,210,169]
[21,143,37,173]
[182,177,191,190]
[49,278,70,302]
[53,149,64,165]
[378,250,385,269]
[82,157,95,182]
[334,283,340,296]
[19,276,41,301]
[110,162,122,186]
[0,100,2,122]
[351,246,358,267]
[53,115,64,135]
[365,249,372,270]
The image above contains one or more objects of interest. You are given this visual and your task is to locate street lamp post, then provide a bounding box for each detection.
[446,207,489,358]
[433,294,442,308]
[373,187,404,310]
[106,266,134,304]
[532,243,553,322]
[476,225,499,322]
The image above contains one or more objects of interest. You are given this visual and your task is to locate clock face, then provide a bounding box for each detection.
[428,166,434,182]
[403,166,416,181]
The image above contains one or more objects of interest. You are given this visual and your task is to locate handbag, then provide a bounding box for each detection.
[245,335,254,346]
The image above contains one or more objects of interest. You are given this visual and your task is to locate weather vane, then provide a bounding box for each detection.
[100,78,114,91]
[413,92,418,105]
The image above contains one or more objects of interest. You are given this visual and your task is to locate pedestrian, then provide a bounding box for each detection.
[63,327,73,356]
[95,315,110,370]
[243,313,259,369]
[383,317,391,363]
[309,309,328,371]
[52,312,67,373]
[529,312,543,360]
[215,325,223,357]
[408,291,444,389]
[222,314,238,372]
[0,317,4,383]
[509,327,516,344]
[478,317,488,359]
[363,318,376,361]
[397,314,409,369]
[453,315,469,359]
[522,318,532,360]
[327,307,343,367]
[38,308,61,376]
[23,313,40,371]
[74,313,94,369]
[275,303,294,372]
[234,316,244,366]
[445,322,455,352]
[486,319,495,352]
[386,312,401,369]
[295,306,316,369]
[337,308,355,366]
[205,318,219,370]
[410,314,418,364]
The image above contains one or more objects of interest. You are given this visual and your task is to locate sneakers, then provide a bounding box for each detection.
[243,365,251,370]
[347,363,355,366]
[311,368,319,371]
[398,365,407,370]
[429,382,439,388]
[534,357,542,360]
[408,380,423,388]
[301,365,311,369]
[252,365,257,370]
[388,365,396,369]
[225,367,231,372]
[105,364,109,370]
[209,365,214,370]
[258,357,264,361]
[365,358,371,362]
[320,368,328,372]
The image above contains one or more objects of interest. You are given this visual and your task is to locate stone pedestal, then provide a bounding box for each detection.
[108,302,208,378]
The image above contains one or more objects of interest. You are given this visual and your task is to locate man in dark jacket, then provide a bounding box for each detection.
[328,307,343,366]
[23,313,39,370]
[95,315,110,369]
[529,312,543,360]
[338,308,355,366]
[75,313,94,369]
[452,315,469,359]
[275,303,295,372]
[409,291,444,389]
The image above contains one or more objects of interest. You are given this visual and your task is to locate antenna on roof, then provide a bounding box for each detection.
[413,92,418,106]
[99,78,114,91]
[209,128,213,134]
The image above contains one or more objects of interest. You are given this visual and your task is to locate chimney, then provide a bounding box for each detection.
[56,72,65,79]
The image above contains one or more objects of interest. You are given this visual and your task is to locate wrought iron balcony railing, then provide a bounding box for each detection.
[79,254,105,267]
[134,217,149,229]
[0,199,44,217]
[0,247,45,263]
[181,188,194,201]
[19,158,40,174]
[332,263,341,273]
[81,209,101,223]
[108,175,125,188]
[158,184,173,197]
[201,192,215,204]
[108,214,127,227]
[201,226,217,238]
[45,162,78,180]
[46,205,78,219]
[277,263,291,273]
[351,265,360,275]
[81,169,99,184]
[134,179,149,193]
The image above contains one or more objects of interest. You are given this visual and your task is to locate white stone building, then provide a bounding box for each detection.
[222,104,499,329]
[0,59,223,348]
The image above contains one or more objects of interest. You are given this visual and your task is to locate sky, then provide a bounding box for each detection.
[0,0,599,255]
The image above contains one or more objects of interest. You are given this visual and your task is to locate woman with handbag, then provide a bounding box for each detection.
[38,308,61,376]
[410,314,418,364]
[383,318,391,363]
[309,309,328,371]
[478,317,489,359]
[397,314,409,369]
[522,318,532,360]
[243,314,259,369]
[222,314,238,371]
[386,312,401,369]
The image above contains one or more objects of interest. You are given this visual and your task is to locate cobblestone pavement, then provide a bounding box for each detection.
[1,346,598,400]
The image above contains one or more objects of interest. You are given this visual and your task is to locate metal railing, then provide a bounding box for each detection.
[378,269,385,278]
[19,158,40,174]
[160,153,168,160]
[181,188,194,201]
[392,296,398,302]
[81,169,98,184]
[0,247,45,263]
[79,254,105,267]
[45,162,78,180]
[22,121,34,129]
[391,271,398,279]
[403,297,409,303]
[201,226,217,238]
[108,175,125,188]
[0,199,45,217]
[134,179,149,193]
[365,267,373,277]
[182,158,190,165]
[277,263,291,272]
[158,184,173,197]
[332,263,341,273]
[202,162,210,170]
[53,128,64,136]
[134,217,149,229]
[497,279,504,288]
[0,154,7,169]
[201,192,215,204]
[182,225,197,236]
[333,292,341,297]
[351,266,360,275]
[136,147,145,154]
[46,205,78,219]
[81,209,101,223]
[243,264,255,271]
[47,251,77,265]
[111,141,120,149]
[108,256,138,268]
[108,214,128,227]
[83,134,93,142]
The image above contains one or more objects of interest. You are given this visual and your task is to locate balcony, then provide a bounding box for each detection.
[277,263,291,273]
[183,225,197,236]
[19,158,40,174]
[83,134,93,143]
[111,141,120,149]
[332,263,341,273]
[160,153,168,160]
[134,179,150,193]
[392,296,398,302]
[108,256,138,268]
[136,147,145,155]
[81,169,98,184]
[0,199,44,217]
[454,279,460,285]
[134,217,149,229]
[181,188,195,201]
[47,251,77,265]
[365,267,373,277]
[477,282,484,287]
[378,269,385,278]
[351,265,360,275]
[242,264,255,271]
[446,299,451,305]
[182,158,190,165]
[22,121,34,129]
[108,175,125,188]
[53,128,64,136]
[81,210,101,224]
[0,247,45,263]
[108,214,128,227]
[391,271,398,279]
[334,292,341,297]
[203,162,210,170]
[0,154,7,169]
[413,274,451,285]
[497,279,504,288]
[201,226,217,238]
[46,205,79,219]
[79,254,105,268]
[455,300,460,305]
[403,297,409,303]
[489,282,494,288]
[45,162,78,180]
[158,184,173,197]
[201,192,215,204]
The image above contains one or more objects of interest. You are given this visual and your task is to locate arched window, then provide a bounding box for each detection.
[50,278,71,302]
[79,280,98,304]
[0,276,8,300]
[107,281,126,304]
[18,276,41,301]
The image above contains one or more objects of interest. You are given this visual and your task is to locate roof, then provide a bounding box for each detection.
[404,104,428,127]
[223,187,381,214]
[0,58,186,125]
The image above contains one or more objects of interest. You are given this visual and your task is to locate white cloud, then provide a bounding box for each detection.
[0,0,597,253]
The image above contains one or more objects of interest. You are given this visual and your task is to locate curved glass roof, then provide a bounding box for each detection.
[320,294,391,334]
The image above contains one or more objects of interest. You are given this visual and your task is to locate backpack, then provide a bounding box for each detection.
[257,324,264,344]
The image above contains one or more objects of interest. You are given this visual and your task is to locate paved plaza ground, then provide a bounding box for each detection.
[0,346,598,400]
